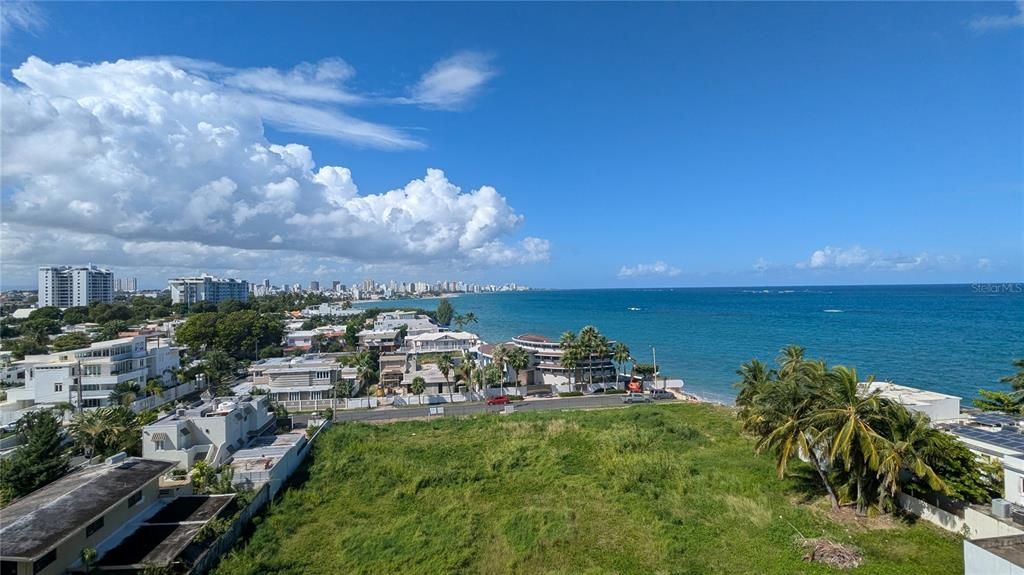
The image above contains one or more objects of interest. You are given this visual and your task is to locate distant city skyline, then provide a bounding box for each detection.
[1,2,1021,289]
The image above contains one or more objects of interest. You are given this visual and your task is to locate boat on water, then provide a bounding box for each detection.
[627,306,641,311]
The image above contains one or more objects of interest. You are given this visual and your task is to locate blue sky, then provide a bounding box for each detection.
[1,1,1021,289]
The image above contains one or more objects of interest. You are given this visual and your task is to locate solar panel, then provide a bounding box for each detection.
[973,412,1022,427]
[950,425,1024,453]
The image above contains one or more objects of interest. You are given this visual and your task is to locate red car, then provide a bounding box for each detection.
[486,395,511,405]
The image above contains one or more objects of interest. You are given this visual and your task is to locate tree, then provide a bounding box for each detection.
[453,312,478,330]
[61,306,91,326]
[95,320,129,342]
[456,351,476,391]
[812,366,887,516]
[612,342,631,383]
[145,378,164,398]
[201,351,238,396]
[435,298,454,326]
[70,406,145,458]
[0,410,68,504]
[874,406,945,506]
[410,376,426,395]
[28,306,62,321]
[1,336,49,360]
[972,389,1022,413]
[438,353,454,396]
[175,312,221,353]
[109,381,141,407]
[505,346,530,390]
[492,346,509,395]
[51,332,93,352]
[559,331,580,389]
[1001,359,1024,391]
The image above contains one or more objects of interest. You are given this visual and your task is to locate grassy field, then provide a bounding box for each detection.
[214,403,962,575]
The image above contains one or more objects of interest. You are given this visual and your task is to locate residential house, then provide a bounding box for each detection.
[404,331,479,355]
[860,381,961,423]
[249,354,358,402]
[357,329,402,353]
[141,395,276,470]
[0,456,173,575]
[372,310,439,336]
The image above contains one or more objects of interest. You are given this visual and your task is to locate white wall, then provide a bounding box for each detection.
[965,539,1024,575]
[896,493,966,533]
[965,507,1024,539]
[1006,456,1024,506]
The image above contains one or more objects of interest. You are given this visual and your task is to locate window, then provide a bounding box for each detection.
[86,516,104,537]
[128,491,142,507]
[1,560,18,575]
[32,549,56,574]
[155,439,166,451]
[315,371,330,379]
[54,384,63,393]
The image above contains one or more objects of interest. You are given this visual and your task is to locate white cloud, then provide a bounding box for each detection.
[0,1,44,39]
[796,245,961,272]
[753,257,769,273]
[617,261,682,279]
[970,1,1024,31]
[0,56,548,286]
[401,51,496,109]
[978,258,993,270]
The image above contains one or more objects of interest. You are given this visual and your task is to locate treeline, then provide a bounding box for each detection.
[736,345,1000,516]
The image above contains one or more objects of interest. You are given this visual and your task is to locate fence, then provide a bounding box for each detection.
[129,380,197,413]
[189,419,331,574]
[896,492,967,534]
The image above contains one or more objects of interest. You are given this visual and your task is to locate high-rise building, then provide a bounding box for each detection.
[263,278,271,289]
[114,277,138,292]
[310,280,320,292]
[168,275,249,305]
[332,280,341,292]
[38,265,114,308]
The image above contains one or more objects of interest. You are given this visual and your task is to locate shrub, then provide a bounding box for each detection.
[558,391,584,398]
[604,388,626,395]
[506,395,523,401]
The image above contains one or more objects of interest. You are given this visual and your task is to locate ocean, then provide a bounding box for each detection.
[356,284,1024,403]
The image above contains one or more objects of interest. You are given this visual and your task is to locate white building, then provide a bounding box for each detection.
[2,336,180,419]
[168,275,249,305]
[141,394,276,470]
[37,265,114,308]
[860,381,961,423]
[404,331,480,355]
[249,354,358,402]
[372,310,439,336]
[300,303,361,318]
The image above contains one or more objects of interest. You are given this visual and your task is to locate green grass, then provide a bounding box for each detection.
[214,403,962,575]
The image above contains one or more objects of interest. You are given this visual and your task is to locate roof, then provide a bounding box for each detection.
[969,534,1024,567]
[406,331,478,342]
[861,381,961,403]
[514,333,553,343]
[0,458,173,560]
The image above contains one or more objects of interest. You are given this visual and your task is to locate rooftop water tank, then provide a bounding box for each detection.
[993,498,1012,518]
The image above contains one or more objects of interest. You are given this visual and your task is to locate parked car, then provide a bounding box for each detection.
[486,395,511,405]
[622,392,652,404]
[649,389,675,400]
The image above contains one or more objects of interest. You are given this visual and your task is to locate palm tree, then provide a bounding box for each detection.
[734,359,775,409]
[410,376,426,395]
[438,353,454,398]
[874,406,945,505]
[505,347,530,392]
[776,345,806,380]
[1001,359,1024,391]
[812,366,887,516]
[456,351,476,392]
[612,342,631,383]
[53,401,75,423]
[752,375,840,511]
[109,381,141,407]
[559,331,580,390]
[144,378,164,399]
[491,346,508,395]
[70,409,108,458]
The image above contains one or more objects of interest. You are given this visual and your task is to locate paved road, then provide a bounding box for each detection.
[332,394,672,423]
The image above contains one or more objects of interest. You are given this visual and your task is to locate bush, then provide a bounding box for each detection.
[506,395,523,401]
[558,391,584,398]
[604,388,626,395]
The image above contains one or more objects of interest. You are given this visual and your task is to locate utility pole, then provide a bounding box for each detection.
[76,359,83,415]
[651,347,658,391]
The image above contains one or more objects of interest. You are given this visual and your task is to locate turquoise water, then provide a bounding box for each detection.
[357,285,1024,403]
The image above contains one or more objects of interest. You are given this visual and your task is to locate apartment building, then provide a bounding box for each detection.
[168,275,249,305]
[37,265,114,308]
[3,336,180,414]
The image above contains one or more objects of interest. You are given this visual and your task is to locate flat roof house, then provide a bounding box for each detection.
[859,381,961,423]
[249,355,358,402]
[142,395,276,471]
[0,456,173,575]
[404,331,480,355]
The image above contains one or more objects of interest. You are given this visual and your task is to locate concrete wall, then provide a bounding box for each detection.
[965,507,1024,539]
[1006,456,1024,506]
[896,493,966,534]
[965,539,1024,575]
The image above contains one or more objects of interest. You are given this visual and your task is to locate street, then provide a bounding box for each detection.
[330,394,674,423]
